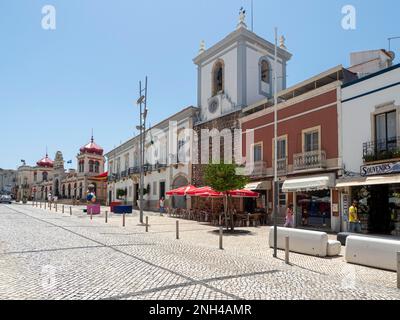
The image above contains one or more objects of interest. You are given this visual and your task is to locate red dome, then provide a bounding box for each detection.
[36,154,54,168]
[80,137,104,155]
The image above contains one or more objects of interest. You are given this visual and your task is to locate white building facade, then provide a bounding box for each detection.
[106,106,198,210]
[0,169,17,195]
[194,16,291,123]
[338,63,400,235]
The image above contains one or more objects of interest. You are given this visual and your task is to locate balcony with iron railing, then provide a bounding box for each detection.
[293,150,327,171]
[245,161,268,177]
[275,158,288,176]
[128,167,141,175]
[363,137,400,163]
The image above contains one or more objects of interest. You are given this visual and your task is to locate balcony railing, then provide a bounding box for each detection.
[245,161,268,177]
[363,137,400,162]
[293,150,326,171]
[128,167,140,175]
[276,158,288,176]
[154,162,168,171]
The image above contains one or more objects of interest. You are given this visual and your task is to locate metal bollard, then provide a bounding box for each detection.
[90,208,93,221]
[397,252,400,289]
[123,214,126,227]
[146,216,149,232]
[62,205,64,214]
[44,202,47,210]
[40,202,42,209]
[219,226,223,250]
[105,211,108,223]
[49,203,52,211]
[285,236,290,265]
[176,220,179,240]
[55,203,58,212]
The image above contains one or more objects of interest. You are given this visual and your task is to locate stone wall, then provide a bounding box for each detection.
[192,111,242,186]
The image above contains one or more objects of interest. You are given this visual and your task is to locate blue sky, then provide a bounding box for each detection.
[1,0,399,169]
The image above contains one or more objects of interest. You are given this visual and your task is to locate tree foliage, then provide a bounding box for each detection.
[204,163,249,231]
[204,163,248,193]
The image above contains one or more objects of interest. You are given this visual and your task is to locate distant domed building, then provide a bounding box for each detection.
[16,135,107,204]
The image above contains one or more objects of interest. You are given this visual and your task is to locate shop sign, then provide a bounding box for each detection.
[361,162,400,177]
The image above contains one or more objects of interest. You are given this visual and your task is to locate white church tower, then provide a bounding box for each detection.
[193,9,292,122]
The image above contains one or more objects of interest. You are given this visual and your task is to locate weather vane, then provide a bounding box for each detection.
[237,7,247,29]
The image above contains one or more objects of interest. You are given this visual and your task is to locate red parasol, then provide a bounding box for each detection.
[228,189,260,198]
[166,185,198,197]
[186,186,223,198]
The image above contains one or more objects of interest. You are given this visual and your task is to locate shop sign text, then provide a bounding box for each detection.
[361,162,400,177]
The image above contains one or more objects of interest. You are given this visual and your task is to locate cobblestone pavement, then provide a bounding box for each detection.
[0,203,399,300]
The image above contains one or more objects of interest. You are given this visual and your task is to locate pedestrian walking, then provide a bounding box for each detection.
[159,197,165,216]
[284,204,294,228]
[349,200,361,233]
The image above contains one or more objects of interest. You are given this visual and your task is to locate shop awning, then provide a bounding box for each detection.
[245,181,271,191]
[282,174,335,192]
[336,175,400,188]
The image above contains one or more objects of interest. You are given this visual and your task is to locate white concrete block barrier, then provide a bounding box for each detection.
[345,236,400,272]
[269,227,341,257]
[327,240,342,257]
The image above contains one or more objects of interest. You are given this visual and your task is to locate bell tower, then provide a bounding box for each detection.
[193,9,292,122]
[77,135,105,176]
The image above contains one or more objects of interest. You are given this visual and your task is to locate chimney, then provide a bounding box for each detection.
[348,49,395,78]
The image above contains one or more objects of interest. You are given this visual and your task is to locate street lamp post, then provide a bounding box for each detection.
[137,77,148,224]
[273,27,279,258]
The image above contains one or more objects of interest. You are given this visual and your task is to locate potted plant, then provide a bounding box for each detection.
[363,153,376,162]
[116,189,127,202]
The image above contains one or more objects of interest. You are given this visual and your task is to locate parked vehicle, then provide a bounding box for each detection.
[0,195,12,204]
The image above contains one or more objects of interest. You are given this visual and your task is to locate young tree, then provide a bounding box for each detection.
[204,163,249,231]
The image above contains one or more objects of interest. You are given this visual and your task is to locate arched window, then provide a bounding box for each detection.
[42,172,48,181]
[62,185,66,198]
[79,183,83,199]
[261,60,270,84]
[89,160,94,173]
[73,183,77,198]
[79,160,85,173]
[34,172,37,182]
[259,57,272,97]
[212,60,224,96]
[94,161,100,173]
[68,184,71,198]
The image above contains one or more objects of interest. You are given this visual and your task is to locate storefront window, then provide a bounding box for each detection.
[351,185,400,235]
[278,182,286,207]
[296,190,331,228]
[388,185,400,234]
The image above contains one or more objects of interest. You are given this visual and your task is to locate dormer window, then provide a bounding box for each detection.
[212,60,224,96]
